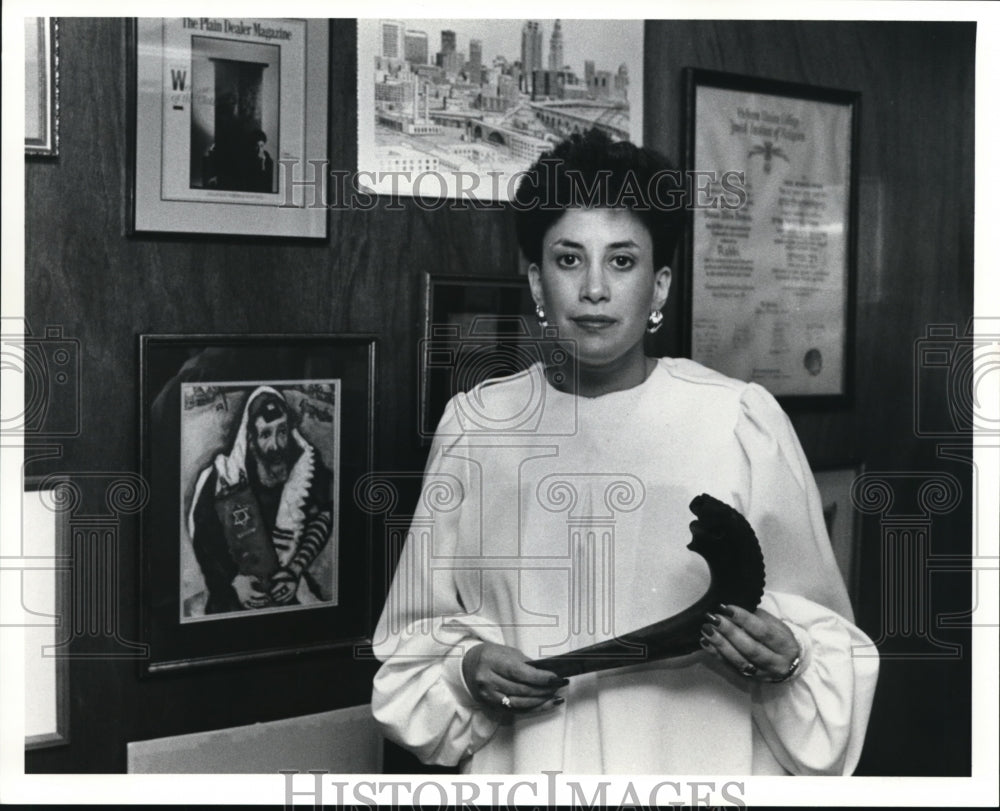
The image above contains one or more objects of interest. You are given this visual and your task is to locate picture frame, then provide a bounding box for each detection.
[420,273,542,442]
[127,18,329,238]
[139,335,376,673]
[812,462,865,609]
[25,17,59,156]
[22,476,72,750]
[683,68,859,406]
[357,18,644,202]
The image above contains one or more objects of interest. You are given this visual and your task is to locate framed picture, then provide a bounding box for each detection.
[25,17,59,156]
[420,273,543,441]
[22,477,71,750]
[357,18,644,201]
[127,18,329,237]
[684,68,859,405]
[813,462,864,609]
[139,335,376,673]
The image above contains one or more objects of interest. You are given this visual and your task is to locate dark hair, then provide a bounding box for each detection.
[513,129,684,270]
[246,391,294,439]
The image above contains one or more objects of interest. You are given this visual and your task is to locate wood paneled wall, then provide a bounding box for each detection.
[24,19,973,775]
[24,18,521,774]
[645,20,975,776]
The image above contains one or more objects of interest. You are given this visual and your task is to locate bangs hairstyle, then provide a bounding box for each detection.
[513,129,685,270]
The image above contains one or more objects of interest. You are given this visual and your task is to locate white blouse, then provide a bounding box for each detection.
[371,357,878,774]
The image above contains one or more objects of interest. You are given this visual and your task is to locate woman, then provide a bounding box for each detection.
[371,130,878,774]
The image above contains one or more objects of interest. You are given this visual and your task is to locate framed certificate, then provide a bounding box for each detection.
[127,18,328,238]
[684,69,859,404]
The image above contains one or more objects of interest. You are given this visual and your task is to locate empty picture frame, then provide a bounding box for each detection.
[25,17,59,156]
[813,462,864,608]
[22,476,71,750]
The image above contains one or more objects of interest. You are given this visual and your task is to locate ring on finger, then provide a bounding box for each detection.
[500,695,512,709]
[740,662,758,678]
[766,654,802,683]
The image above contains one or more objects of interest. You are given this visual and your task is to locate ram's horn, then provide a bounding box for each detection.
[527,493,766,678]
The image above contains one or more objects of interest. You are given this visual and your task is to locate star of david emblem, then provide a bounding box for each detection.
[231,505,253,529]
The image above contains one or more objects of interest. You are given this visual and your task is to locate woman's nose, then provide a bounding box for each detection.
[581,264,609,302]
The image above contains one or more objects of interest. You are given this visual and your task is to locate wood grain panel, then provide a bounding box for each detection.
[24,18,520,773]
[646,20,974,776]
[25,18,973,775]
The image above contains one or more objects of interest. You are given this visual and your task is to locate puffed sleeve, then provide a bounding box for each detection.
[735,383,879,775]
[370,396,504,766]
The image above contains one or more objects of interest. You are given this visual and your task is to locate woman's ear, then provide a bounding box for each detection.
[528,263,544,308]
[653,266,672,310]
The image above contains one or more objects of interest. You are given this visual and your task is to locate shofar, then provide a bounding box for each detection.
[528,493,766,678]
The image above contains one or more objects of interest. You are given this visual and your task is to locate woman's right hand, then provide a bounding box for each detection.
[461,642,569,712]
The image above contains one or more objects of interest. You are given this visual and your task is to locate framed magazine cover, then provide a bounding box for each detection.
[139,335,376,673]
[683,68,859,405]
[127,18,328,238]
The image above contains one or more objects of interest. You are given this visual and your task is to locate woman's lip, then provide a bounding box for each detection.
[572,316,617,327]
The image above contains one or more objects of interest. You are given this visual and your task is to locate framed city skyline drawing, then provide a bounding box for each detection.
[684,68,859,405]
[357,18,643,201]
[128,18,329,237]
[139,335,376,673]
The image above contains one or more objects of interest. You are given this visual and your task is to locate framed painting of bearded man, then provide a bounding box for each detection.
[139,334,376,673]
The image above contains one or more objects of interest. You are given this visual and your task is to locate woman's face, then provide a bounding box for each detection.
[528,207,671,372]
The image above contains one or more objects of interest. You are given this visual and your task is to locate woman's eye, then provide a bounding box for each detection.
[610,254,635,270]
[556,254,581,269]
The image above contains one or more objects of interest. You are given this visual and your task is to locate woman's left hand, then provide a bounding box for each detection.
[699,603,801,682]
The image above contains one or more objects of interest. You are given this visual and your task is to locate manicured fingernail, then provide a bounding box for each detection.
[701,624,715,637]
[716,604,735,617]
[699,636,712,648]
[552,697,565,705]
[704,612,721,626]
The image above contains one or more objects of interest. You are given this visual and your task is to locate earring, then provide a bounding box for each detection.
[647,309,664,334]
[535,304,549,328]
